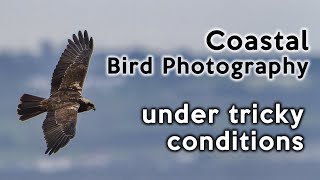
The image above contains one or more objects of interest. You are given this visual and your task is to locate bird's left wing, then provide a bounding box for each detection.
[42,102,80,155]
[56,30,94,94]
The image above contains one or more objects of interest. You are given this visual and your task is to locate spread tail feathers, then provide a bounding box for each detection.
[17,94,47,121]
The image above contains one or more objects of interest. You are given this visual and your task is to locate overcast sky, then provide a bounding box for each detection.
[1,0,319,54]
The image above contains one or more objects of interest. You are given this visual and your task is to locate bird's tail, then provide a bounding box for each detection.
[17,94,47,121]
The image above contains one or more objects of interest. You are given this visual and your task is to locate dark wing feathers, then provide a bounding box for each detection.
[78,31,86,49]
[43,103,79,155]
[59,59,89,91]
[73,34,82,50]
[84,31,89,47]
[50,30,94,95]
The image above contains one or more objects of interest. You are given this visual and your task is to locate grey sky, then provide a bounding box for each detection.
[1,0,319,53]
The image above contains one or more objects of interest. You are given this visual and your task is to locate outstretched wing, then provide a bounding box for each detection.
[42,103,80,155]
[50,30,94,95]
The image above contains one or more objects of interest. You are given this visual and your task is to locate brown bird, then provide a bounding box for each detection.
[17,30,95,155]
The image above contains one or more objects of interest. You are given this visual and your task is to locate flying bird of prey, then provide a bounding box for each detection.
[17,30,95,155]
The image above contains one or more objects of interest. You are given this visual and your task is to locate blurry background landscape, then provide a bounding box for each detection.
[1,0,319,179]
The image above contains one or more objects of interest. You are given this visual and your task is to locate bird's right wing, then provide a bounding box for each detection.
[42,102,80,155]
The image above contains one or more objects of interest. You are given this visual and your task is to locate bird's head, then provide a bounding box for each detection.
[79,97,96,112]
[87,102,96,111]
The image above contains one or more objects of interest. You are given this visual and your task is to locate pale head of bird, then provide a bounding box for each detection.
[79,97,96,112]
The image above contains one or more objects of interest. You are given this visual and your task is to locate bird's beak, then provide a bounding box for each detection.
[93,107,96,111]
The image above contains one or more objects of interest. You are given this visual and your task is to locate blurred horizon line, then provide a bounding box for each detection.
[0,40,318,59]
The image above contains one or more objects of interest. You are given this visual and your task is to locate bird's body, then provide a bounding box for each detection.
[17,30,95,155]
